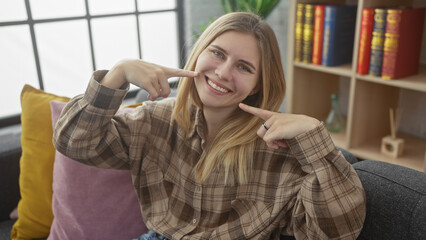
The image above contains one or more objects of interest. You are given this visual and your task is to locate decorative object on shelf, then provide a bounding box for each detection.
[381,108,404,158]
[322,5,357,66]
[381,7,426,80]
[325,93,345,133]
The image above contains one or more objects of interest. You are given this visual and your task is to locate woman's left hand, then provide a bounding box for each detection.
[239,103,320,149]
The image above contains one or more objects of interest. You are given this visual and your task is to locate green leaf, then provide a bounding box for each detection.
[220,0,232,13]
[219,0,281,18]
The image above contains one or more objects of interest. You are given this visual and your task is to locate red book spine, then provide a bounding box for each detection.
[312,5,325,65]
[382,8,425,79]
[357,8,375,74]
[381,9,402,79]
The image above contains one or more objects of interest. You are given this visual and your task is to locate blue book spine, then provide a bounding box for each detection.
[368,9,387,76]
[322,5,357,66]
[322,6,336,66]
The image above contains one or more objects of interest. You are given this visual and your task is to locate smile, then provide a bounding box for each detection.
[206,77,230,93]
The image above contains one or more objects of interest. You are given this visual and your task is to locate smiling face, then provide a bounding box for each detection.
[194,31,261,115]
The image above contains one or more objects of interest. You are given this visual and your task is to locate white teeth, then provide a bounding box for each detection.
[207,79,229,93]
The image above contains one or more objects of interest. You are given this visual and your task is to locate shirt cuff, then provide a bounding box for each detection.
[287,122,335,167]
[83,70,130,110]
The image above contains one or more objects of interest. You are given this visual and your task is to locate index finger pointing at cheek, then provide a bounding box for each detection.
[239,103,273,121]
[165,67,199,78]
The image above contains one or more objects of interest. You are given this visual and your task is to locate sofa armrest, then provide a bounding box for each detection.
[353,160,426,240]
[338,147,359,164]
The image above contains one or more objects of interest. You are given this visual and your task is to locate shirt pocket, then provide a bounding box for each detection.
[231,199,273,237]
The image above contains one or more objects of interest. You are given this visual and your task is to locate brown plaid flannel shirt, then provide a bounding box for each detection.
[53,71,366,240]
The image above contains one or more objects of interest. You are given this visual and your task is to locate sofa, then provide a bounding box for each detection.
[0,88,425,240]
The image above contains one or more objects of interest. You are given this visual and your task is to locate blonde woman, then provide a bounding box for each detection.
[54,12,366,240]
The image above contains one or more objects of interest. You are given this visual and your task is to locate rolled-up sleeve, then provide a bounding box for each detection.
[53,70,136,170]
[285,123,366,239]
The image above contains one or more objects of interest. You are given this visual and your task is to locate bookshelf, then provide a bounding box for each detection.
[286,0,426,172]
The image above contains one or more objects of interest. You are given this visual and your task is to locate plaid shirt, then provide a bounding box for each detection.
[53,71,366,240]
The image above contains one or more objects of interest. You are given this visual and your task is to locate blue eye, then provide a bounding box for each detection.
[239,64,251,73]
[212,50,223,58]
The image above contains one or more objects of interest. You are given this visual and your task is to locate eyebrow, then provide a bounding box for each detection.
[210,45,257,71]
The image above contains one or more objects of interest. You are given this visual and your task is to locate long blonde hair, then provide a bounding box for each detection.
[172,12,285,184]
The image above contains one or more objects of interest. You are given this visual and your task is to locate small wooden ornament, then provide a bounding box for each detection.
[381,108,404,158]
[381,135,405,158]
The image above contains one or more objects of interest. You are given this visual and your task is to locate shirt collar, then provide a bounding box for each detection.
[187,104,206,142]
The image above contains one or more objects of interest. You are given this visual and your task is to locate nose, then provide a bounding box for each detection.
[214,61,233,81]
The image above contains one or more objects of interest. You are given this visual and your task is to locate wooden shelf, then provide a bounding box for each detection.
[350,133,426,172]
[286,0,426,172]
[294,62,353,77]
[356,65,426,92]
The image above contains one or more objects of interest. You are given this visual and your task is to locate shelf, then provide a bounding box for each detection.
[356,65,426,92]
[287,0,426,173]
[294,62,353,77]
[349,133,426,172]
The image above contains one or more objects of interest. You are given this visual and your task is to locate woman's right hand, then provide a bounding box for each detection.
[101,59,199,100]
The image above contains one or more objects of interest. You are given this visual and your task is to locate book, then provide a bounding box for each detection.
[312,5,325,65]
[356,8,375,75]
[381,8,426,79]
[322,5,357,66]
[302,4,315,63]
[294,3,304,62]
[368,8,387,76]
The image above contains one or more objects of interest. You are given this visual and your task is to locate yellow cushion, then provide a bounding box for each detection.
[11,85,69,240]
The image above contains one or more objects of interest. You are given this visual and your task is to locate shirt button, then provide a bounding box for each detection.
[192,219,197,224]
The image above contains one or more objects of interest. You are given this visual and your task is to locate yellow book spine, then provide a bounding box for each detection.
[295,3,304,62]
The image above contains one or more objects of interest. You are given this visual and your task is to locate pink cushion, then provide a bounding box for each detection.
[48,100,148,240]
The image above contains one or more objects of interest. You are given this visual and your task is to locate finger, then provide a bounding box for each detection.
[157,72,171,98]
[266,141,279,150]
[164,67,199,78]
[239,103,273,121]
[143,82,160,100]
[276,141,288,148]
[257,124,267,138]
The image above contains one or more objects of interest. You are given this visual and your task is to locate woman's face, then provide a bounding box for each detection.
[194,31,261,113]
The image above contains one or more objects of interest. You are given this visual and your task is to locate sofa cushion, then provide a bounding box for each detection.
[48,101,147,240]
[353,160,426,240]
[11,85,70,240]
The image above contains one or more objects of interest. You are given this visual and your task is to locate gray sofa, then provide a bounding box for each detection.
[0,93,425,239]
[0,124,21,240]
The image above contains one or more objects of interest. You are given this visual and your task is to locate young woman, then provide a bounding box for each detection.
[53,12,366,240]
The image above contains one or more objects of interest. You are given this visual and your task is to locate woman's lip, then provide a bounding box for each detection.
[205,76,232,92]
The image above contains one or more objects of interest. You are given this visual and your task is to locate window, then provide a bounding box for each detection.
[0,0,184,126]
